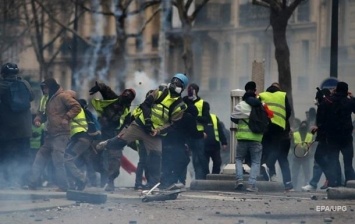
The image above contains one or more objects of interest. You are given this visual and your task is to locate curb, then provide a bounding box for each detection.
[190,180,284,192]
[327,187,355,200]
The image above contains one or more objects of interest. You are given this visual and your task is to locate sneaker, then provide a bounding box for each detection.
[320,180,328,190]
[246,184,258,192]
[234,180,244,191]
[301,184,316,192]
[284,182,294,192]
[261,164,270,181]
[134,184,143,190]
[270,175,277,182]
[104,181,115,192]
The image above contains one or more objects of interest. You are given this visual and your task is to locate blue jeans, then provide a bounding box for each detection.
[235,141,262,186]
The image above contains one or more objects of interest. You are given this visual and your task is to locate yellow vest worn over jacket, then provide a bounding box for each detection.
[259,91,286,129]
[138,90,184,130]
[39,94,49,113]
[210,113,220,142]
[236,119,263,142]
[91,98,118,116]
[195,99,204,131]
[70,108,88,137]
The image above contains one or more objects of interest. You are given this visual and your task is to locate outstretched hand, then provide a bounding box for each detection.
[89,81,100,95]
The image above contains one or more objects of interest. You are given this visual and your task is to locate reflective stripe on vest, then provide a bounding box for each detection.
[138,90,175,128]
[70,108,88,137]
[91,98,118,116]
[293,131,313,146]
[195,99,204,131]
[210,114,220,142]
[235,119,263,142]
[259,91,286,129]
[118,107,130,130]
[39,95,49,113]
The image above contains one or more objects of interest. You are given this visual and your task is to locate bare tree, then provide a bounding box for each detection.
[172,0,210,78]
[0,0,28,64]
[252,0,308,119]
[75,0,161,90]
[22,0,91,81]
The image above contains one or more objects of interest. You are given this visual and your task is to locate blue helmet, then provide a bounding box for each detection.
[172,73,188,89]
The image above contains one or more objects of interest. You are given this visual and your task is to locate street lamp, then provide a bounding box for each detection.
[330,0,338,78]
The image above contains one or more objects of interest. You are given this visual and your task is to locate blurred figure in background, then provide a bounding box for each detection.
[0,63,34,188]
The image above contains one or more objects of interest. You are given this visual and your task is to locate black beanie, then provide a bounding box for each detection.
[188,83,199,94]
[245,81,256,91]
[336,82,348,94]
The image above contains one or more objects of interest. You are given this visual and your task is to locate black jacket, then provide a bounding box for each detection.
[204,116,228,151]
[318,92,355,143]
[162,104,204,148]
[182,96,210,127]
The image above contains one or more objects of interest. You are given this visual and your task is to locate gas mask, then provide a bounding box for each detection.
[168,77,184,95]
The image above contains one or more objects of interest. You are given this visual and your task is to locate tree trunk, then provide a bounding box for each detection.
[182,23,194,78]
[270,10,295,122]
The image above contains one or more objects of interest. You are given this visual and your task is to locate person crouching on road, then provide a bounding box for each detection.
[96,73,188,189]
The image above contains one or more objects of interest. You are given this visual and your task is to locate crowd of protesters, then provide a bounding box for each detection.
[1,62,354,194]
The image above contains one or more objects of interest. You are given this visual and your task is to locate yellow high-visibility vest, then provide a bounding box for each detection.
[259,91,286,129]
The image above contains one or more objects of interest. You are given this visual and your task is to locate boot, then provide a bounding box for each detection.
[146,151,162,188]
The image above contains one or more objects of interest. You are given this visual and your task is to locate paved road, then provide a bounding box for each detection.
[0,187,354,224]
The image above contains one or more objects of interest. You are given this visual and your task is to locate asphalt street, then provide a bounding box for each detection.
[0,187,354,224]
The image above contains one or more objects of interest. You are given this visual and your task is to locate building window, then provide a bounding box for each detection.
[301,40,310,73]
[239,2,269,27]
[297,1,310,22]
[135,36,143,52]
[195,3,231,26]
[289,1,310,23]
[152,34,159,50]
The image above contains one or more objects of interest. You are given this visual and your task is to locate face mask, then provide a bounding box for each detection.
[175,87,183,94]
[168,83,183,94]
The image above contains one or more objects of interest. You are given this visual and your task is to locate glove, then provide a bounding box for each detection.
[96,140,108,151]
[143,118,153,134]
[89,81,100,95]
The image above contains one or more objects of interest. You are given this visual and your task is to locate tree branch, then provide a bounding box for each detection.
[190,0,210,21]
[252,0,270,8]
[34,0,93,46]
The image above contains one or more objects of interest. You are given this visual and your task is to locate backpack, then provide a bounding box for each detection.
[242,105,269,134]
[2,80,31,112]
[83,108,101,139]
